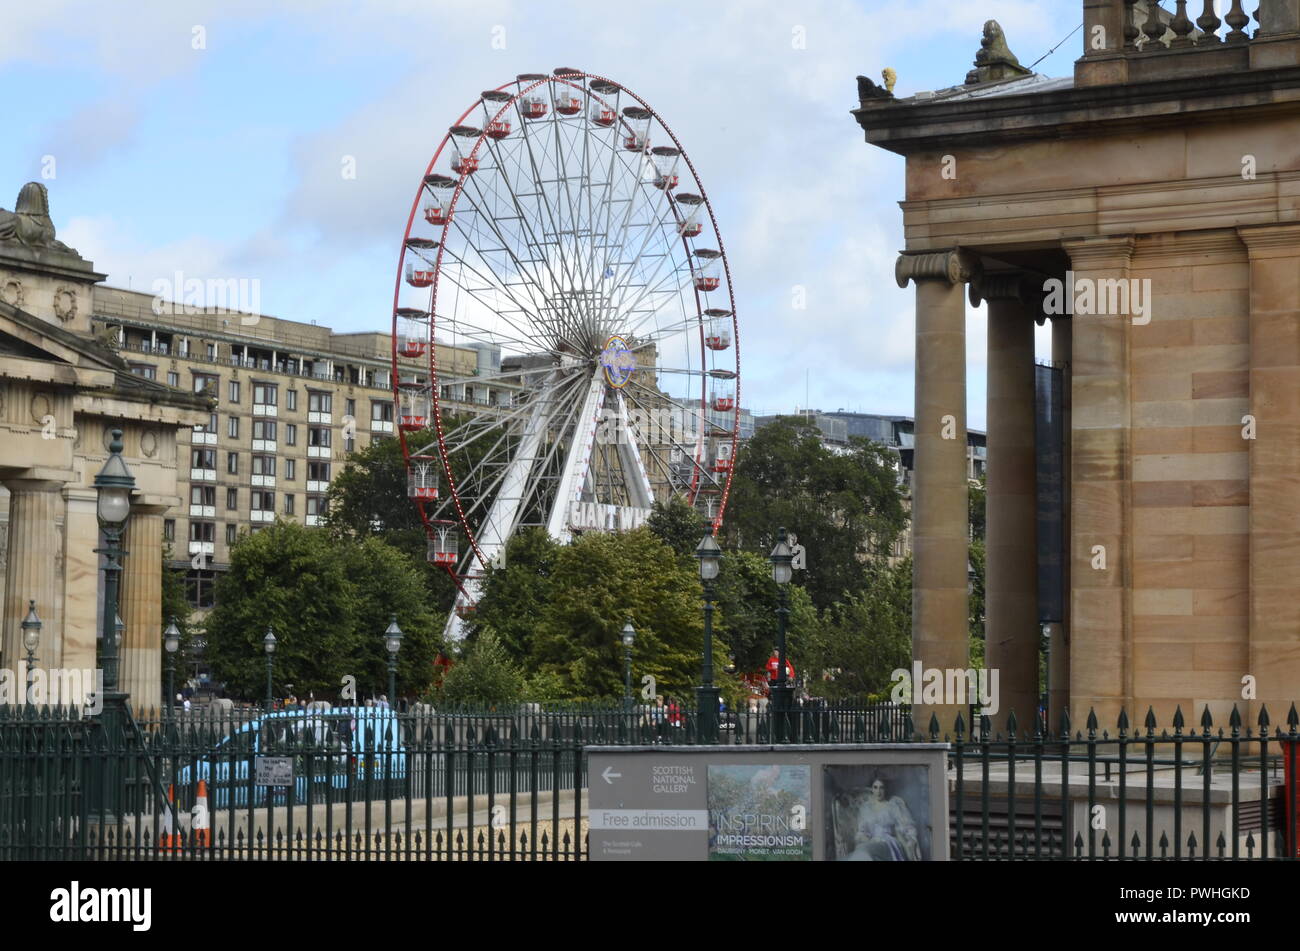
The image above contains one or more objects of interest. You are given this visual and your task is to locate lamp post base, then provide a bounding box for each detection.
[696,685,720,744]
[769,683,796,743]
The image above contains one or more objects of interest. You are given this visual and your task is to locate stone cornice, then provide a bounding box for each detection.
[853,64,1300,156]
[895,249,981,288]
[1236,222,1300,255]
[1062,235,1136,270]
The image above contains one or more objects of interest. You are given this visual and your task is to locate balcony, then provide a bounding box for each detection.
[304,514,321,527]
[308,411,332,424]
[307,446,330,459]
[188,541,215,556]
[191,431,217,446]
[251,475,276,488]
[252,439,277,453]
[370,419,394,433]
[189,505,216,518]
[306,480,329,494]
[250,510,275,523]
[190,468,217,482]
[253,403,278,418]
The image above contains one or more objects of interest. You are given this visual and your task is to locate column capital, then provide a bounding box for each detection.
[2,474,71,495]
[895,248,981,289]
[1236,223,1300,257]
[1061,235,1135,271]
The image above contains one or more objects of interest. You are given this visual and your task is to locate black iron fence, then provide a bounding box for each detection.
[2,701,1297,861]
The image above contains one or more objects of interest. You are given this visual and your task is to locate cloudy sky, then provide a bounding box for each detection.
[2,0,1087,429]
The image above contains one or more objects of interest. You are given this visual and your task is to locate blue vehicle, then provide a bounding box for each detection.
[175,707,407,808]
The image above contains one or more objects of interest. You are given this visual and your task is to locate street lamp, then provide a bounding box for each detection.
[92,427,136,822]
[263,627,277,712]
[695,533,723,742]
[21,600,41,706]
[769,527,795,741]
[621,621,636,709]
[163,617,180,719]
[384,615,403,705]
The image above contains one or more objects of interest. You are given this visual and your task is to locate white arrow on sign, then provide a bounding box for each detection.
[601,766,622,785]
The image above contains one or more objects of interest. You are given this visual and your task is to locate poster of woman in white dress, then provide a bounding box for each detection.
[823,765,931,861]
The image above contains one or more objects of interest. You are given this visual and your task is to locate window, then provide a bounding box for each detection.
[226,524,238,545]
[283,494,295,515]
[306,496,328,517]
[308,426,331,448]
[372,401,394,423]
[284,459,296,480]
[253,383,278,406]
[205,343,217,360]
[345,398,356,417]
[227,416,240,439]
[251,490,275,512]
[191,449,216,470]
[164,519,175,542]
[286,389,298,411]
[344,434,355,453]
[229,380,240,403]
[185,569,217,609]
[191,486,216,507]
[167,371,180,388]
[308,391,332,413]
[252,419,276,441]
[308,461,331,482]
[196,412,218,435]
[129,363,156,380]
[189,521,215,543]
[227,452,239,475]
[227,488,238,510]
[285,424,297,446]
[194,373,218,395]
[252,455,276,477]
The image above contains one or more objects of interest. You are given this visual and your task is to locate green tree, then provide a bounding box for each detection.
[712,549,816,676]
[803,558,912,700]
[469,528,559,663]
[435,629,524,706]
[646,495,709,559]
[524,528,705,701]
[203,521,440,700]
[721,417,907,610]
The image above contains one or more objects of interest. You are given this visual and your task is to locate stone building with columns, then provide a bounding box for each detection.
[855,0,1300,732]
[0,182,209,711]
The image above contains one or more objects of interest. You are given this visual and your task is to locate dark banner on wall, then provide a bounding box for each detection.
[1035,363,1064,624]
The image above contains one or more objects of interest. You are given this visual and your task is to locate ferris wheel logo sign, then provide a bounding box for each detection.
[599,336,636,388]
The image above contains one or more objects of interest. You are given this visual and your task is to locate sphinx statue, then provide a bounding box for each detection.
[0,182,73,252]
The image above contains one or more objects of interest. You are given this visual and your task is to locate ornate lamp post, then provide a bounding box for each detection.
[769,527,795,742]
[21,600,41,706]
[263,627,277,712]
[383,615,403,705]
[93,427,135,820]
[163,617,180,719]
[621,621,636,709]
[695,533,723,743]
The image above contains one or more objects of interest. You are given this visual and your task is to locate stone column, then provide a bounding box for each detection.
[2,478,66,674]
[896,249,980,737]
[973,274,1039,734]
[120,507,165,714]
[1238,224,1300,722]
[1063,236,1135,727]
[1048,316,1073,731]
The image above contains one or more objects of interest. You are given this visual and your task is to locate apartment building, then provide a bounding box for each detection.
[90,286,514,609]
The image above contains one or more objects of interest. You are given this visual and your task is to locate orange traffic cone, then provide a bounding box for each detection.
[159,783,179,851]
[191,779,211,848]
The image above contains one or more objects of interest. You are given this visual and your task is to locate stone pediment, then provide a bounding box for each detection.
[0,298,211,412]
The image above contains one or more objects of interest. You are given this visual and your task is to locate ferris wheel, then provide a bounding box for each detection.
[390,68,741,640]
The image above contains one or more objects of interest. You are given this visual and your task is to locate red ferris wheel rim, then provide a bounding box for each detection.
[390,69,741,574]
